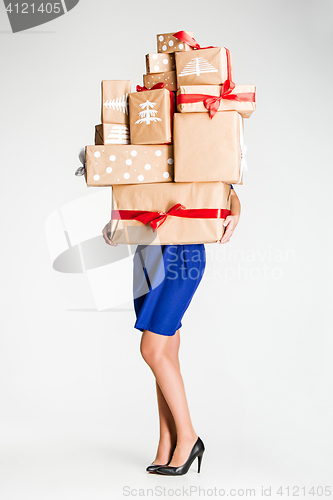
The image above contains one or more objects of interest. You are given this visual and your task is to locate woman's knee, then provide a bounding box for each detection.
[140,332,168,367]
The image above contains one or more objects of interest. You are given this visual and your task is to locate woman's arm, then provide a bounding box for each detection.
[219,189,241,244]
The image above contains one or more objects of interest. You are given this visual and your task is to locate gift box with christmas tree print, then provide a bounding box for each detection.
[110,181,231,245]
[95,123,130,145]
[157,32,194,53]
[101,80,131,124]
[175,47,233,86]
[85,144,174,186]
[146,53,175,73]
[173,111,246,184]
[129,88,173,145]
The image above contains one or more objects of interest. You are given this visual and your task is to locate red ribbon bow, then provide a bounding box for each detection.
[134,203,186,231]
[112,205,231,232]
[173,31,215,50]
[204,80,239,118]
[136,83,166,92]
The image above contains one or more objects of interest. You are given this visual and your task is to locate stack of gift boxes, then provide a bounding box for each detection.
[81,30,256,245]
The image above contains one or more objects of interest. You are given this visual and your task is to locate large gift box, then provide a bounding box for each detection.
[129,88,173,145]
[157,32,194,53]
[146,53,175,73]
[101,80,131,124]
[85,145,174,186]
[95,123,130,145]
[175,47,233,86]
[174,111,246,184]
[110,181,231,245]
[143,71,177,91]
[177,84,256,119]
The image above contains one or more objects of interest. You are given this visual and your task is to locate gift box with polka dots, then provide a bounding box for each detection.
[85,145,174,186]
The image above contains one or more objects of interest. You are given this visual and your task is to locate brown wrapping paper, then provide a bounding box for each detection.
[143,71,177,91]
[157,32,194,53]
[110,181,231,245]
[177,84,256,118]
[86,145,174,186]
[95,123,130,145]
[175,48,233,86]
[174,111,244,184]
[101,80,131,124]
[146,53,176,73]
[129,89,172,145]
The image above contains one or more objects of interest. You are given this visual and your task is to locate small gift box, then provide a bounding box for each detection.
[157,31,194,53]
[101,80,131,124]
[85,145,174,186]
[143,71,177,91]
[95,123,130,145]
[146,53,175,73]
[177,84,256,118]
[172,31,233,86]
[175,47,233,86]
[128,87,173,145]
[174,111,246,184]
[110,181,231,245]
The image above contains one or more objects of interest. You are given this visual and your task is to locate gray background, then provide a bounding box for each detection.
[0,0,332,498]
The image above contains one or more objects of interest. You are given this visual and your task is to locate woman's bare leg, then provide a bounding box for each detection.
[140,329,198,467]
[152,330,180,464]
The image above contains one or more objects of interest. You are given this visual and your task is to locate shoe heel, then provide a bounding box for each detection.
[197,452,204,473]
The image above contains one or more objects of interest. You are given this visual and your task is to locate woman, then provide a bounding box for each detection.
[102,186,241,476]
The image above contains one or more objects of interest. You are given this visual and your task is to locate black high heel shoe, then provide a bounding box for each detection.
[154,437,205,476]
[146,445,176,472]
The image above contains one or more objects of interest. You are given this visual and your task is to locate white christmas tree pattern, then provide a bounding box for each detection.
[103,94,128,114]
[135,100,162,125]
[179,57,218,77]
[105,125,130,144]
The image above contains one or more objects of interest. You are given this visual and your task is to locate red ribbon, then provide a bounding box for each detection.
[173,31,215,50]
[177,84,256,119]
[112,204,231,232]
[136,83,166,92]
[135,82,175,143]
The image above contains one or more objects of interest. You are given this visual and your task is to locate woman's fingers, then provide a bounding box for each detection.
[220,228,233,243]
[220,217,235,243]
[223,215,233,227]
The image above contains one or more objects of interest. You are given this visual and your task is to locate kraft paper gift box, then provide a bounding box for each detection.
[143,71,177,92]
[101,80,131,124]
[177,84,256,119]
[146,53,176,74]
[95,124,130,145]
[129,88,173,145]
[157,31,194,53]
[175,47,233,86]
[85,145,174,186]
[173,111,246,184]
[110,181,231,245]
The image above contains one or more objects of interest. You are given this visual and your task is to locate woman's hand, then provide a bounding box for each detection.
[102,221,118,246]
[219,214,240,244]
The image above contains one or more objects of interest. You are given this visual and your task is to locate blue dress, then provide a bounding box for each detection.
[132,185,233,337]
[133,244,206,336]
